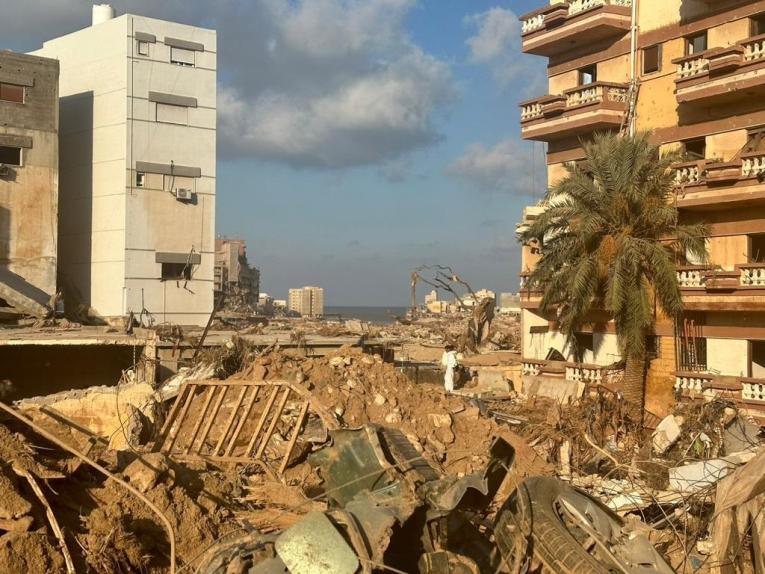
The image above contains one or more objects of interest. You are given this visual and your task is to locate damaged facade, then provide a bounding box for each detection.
[214,237,260,309]
[31,7,217,326]
[0,51,59,318]
[517,0,765,419]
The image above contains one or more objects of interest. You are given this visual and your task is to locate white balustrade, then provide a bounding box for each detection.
[676,268,706,288]
[742,154,765,177]
[740,266,765,286]
[674,164,700,185]
[607,87,628,103]
[522,13,546,33]
[742,381,765,401]
[568,0,632,15]
[743,37,765,61]
[566,366,604,384]
[674,375,705,393]
[521,102,544,121]
[566,85,603,107]
[677,56,710,79]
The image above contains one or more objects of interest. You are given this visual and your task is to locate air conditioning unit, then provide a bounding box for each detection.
[175,188,193,201]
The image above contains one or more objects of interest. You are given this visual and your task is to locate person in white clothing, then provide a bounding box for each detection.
[441,344,458,393]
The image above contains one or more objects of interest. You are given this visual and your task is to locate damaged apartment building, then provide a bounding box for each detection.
[517,0,765,419]
[31,5,217,326]
[0,51,59,319]
[214,237,260,309]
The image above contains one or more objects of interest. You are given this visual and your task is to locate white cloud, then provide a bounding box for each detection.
[464,7,544,91]
[3,0,454,169]
[448,138,546,195]
[466,7,519,63]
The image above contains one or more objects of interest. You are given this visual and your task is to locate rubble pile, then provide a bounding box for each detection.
[233,346,544,478]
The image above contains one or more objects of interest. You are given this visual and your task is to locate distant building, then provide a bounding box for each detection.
[0,51,59,317]
[273,299,286,310]
[462,289,496,308]
[427,300,451,314]
[33,6,217,325]
[498,292,520,314]
[288,286,324,317]
[214,237,259,308]
[424,290,438,305]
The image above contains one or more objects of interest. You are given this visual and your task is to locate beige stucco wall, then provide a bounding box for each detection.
[707,337,749,377]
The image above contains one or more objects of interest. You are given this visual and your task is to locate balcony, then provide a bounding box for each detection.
[674,371,765,418]
[520,0,632,57]
[520,82,629,142]
[676,263,765,309]
[672,154,765,209]
[522,358,622,386]
[673,34,765,105]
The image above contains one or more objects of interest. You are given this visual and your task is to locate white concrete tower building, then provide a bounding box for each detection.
[33,6,216,325]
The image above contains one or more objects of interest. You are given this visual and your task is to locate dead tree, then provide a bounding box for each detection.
[412,265,494,353]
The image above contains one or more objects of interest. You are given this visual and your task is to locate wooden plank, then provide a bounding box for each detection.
[195,386,228,454]
[245,386,280,457]
[225,385,260,457]
[183,386,216,454]
[213,386,248,455]
[164,383,197,453]
[278,400,309,475]
[156,382,191,448]
[256,387,291,459]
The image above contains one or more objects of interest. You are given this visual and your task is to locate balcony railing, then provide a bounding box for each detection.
[671,155,765,208]
[740,263,765,287]
[520,82,629,141]
[675,372,765,416]
[676,265,716,288]
[520,0,632,56]
[676,263,765,291]
[742,152,765,178]
[673,34,765,104]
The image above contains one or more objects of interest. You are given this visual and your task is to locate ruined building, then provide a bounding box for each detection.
[288,286,325,318]
[517,0,765,417]
[214,237,260,309]
[32,5,217,325]
[0,51,59,318]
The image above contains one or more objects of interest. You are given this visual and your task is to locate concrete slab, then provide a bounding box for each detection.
[523,375,583,403]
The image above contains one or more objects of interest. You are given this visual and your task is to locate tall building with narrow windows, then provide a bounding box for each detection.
[33,5,216,325]
[288,286,325,318]
[517,0,765,419]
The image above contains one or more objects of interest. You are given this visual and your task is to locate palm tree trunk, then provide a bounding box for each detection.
[623,352,646,418]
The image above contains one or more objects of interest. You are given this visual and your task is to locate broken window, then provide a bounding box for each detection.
[0,82,24,104]
[683,138,706,160]
[161,262,192,281]
[136,171,146,188]
[170,47,195,66]
[156,103,188,125]
[578,64,597,85]
[751,13,765,36]
[642,45,661,75]
[686,32,707,55]
[137,40,150,56]
[573,332,594,362]
[0,146,22,166]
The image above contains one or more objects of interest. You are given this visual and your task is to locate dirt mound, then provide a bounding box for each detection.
[234,347,546,477]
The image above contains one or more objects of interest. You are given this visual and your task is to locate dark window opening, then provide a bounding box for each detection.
[0,83,24,103]
[751,340,765,378]
[136,171,145,187]
[646,336,661,359]
[161,262,192,281]
[574,332,594,362]
[137,40,150,56]
[578,64,597,85]
[683,138,706,160]
[0,146,22,166]
[643,45,661,74]
[686,32,708,55]
[750,234,765,262]
[751,13,765,37]
[745,128,765,153]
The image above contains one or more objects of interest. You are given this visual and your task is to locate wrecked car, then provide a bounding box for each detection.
[196,424,675,574]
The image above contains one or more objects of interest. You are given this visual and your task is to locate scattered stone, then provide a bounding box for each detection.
[428,413,452,429]
[373,394,386,406]
[122,453,170,493]
[0,516,33,532]
[723,416,761,455]
[329,356,345,368]
[0,468,31,520]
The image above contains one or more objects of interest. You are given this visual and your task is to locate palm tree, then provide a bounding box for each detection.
[519,132,707,417]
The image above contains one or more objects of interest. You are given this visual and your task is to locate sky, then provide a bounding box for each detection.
[1,0,549,306]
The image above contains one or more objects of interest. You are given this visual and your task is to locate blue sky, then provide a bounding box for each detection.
[3,0,548,306]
